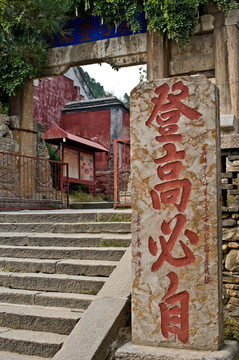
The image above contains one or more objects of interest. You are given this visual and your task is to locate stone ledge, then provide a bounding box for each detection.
[115,341,239,360]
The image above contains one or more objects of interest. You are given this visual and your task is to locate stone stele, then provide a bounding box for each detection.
[130,76,223,352]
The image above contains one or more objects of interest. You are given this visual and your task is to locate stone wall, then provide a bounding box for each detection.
[221,135,239,321]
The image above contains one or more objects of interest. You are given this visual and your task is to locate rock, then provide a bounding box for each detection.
[222,219,237,227]
[225,283,239,290]
[226,289,239,298]
[228,242,239,249]
[225,250,239,272]
[222,244,229,253]
[222,227,239,241]
[229,297,239,305]
[223,271,239,284]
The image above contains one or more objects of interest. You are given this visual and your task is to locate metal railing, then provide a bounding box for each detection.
[0,151,69,210]
[114,138,131,208]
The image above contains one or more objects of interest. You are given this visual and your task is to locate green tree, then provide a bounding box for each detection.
[0,0,71,96]
[0,0,238,96]
[123,93,130,107]
[81,69,110,98]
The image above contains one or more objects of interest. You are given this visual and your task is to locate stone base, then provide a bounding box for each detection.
[115,341,239,360]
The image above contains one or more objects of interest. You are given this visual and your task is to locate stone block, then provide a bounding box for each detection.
[228,242,239,249]
[226,289,239,298]
[221,135,239,150]
[115,341,239,360]
[130,76,222,351]
[169,34,214,75]
[223,272,239,284]
[225,250,239,271]
[222,244,229,253]
[220,114,238,134]
[222,228,239,241]
[222,219,237,227]
[226,303,239,317]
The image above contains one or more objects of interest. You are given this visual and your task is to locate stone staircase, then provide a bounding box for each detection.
[0,209,131,359]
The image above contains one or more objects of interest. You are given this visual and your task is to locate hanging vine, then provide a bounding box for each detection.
[0,0,238,96]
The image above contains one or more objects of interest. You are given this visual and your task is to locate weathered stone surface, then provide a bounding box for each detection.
[222,228,239,241]
[169,33,214,75]
[222,244,229,253]
[229,297,239,305]
[225,283,239,290]
[228,242,239,249]
[221,135,239,149]
[115,341,239,360]
[223,272,239,284]
[44,34,147,76]
[225,250,239,272]
[220,114,238,134]
[226,303,239,317]
[226,289,239,298]
[130,76,222,351]
[222,219,237,227]
[53,248,131,360]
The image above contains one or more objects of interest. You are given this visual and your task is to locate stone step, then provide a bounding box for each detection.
[0,287,94,310]
[0,233,131,248]
[0,210,131,224]
[0,257,118,277]
[0,327,66,358]
[0,350,51,360]
[0,272,106,294]
[0,303,83,335]
[53,222,131,234]
[0,245,126,261]
[0,222,131,234]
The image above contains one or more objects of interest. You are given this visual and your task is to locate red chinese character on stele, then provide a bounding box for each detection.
[159,272,189,344]
[150,141,190,213]
[146,81,202,127]
[148,214,199,272]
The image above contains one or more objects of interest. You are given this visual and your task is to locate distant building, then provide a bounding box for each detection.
[33,68,130,197]
[62,97,129,197]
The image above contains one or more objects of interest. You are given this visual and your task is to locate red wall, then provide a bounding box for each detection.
[62,110,111,171]
[122,111,130,138]
[34,76,83,130]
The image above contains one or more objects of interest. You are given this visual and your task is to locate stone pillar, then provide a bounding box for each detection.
[116,76,239,359]
[225,10,239,132]
[9,79,37,157]
[213,11,231,116]
[147,31,169,81]
[9,80,37,197]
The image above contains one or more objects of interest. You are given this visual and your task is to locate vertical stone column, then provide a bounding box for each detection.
[147,31,169,81]
[9,79,37,157]
[225,10,239,132]
[9,80,37,198]
[213,11,231,117]
[118,75,239,360]
[130,76,223,351]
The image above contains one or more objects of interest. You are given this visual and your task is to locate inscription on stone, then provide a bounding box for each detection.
[131,76,223,351]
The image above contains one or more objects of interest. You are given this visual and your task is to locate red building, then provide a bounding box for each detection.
[33,69,130,197]
[62,97,130,196]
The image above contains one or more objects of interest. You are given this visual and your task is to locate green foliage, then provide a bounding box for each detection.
[0,0,238,97]
[0,101,9,115]
[0,0,71,96]
[123,93,130,107]
[139,66,147,82]
[45,143,60,161]
[224,319,239,342]
[81,68,111,98]
[69,183,105,202]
